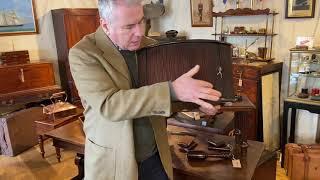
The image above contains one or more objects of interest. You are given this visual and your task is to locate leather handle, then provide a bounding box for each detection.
[301,145,310,180]
[19,68,25,83]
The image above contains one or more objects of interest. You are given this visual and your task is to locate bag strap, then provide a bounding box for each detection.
[301,145,311,180]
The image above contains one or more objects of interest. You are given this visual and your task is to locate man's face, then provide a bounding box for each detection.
[101,4,145,51]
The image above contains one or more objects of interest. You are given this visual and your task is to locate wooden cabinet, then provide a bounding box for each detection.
[0,62,55,94]
[232,61,283,142]
[52,9,100,105]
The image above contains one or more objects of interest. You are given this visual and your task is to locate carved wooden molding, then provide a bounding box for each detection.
[212,8,278,17]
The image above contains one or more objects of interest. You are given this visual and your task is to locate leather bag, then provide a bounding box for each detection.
[284,143,320,180]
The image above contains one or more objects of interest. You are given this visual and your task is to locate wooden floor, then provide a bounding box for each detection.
[0,140,288,180]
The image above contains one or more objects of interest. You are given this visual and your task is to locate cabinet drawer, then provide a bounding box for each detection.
[0,67,26,93]
[232,65,260,80]
[0,63,55,94]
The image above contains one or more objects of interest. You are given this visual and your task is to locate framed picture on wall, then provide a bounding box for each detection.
[190,0,213,27]
[0,0,38,36]
[286,0,316,18]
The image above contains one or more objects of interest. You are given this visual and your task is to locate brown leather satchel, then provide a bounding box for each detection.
[284,143,320,180]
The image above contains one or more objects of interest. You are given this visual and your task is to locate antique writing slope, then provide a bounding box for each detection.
[137,40,243,110]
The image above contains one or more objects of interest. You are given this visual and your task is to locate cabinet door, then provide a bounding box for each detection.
[23,63,55,89]
[233,77,258,105]
[0,67,26,93]
[233,77,258,140]
[65,12,100,48]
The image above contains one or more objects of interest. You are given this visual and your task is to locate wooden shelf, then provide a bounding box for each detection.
[289,48,320,53]
[232,57,275,62]
[212,8,278,17]
[212,33,278,37]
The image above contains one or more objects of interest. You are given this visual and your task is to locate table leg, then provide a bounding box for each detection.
[289,108,297,143]
[38,135,45,158]
[55,147,61,162]
[235,111,248,143]
[281,101,289,167]
[72,153,84,180]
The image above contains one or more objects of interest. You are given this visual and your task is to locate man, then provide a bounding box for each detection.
[69,0,221,179]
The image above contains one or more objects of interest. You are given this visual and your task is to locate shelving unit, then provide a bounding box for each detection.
[212,8,278,61]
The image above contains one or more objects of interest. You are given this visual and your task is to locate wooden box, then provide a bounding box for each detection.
[0,107,43,156]
[0,50,30,65]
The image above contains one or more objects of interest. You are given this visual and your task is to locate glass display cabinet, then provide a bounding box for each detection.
[287,48,320,101]
[281,48,320,167]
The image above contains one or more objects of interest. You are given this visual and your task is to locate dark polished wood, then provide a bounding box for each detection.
[252,151,277,180]
[137,40,234,100]
[170,96,255,142]
[34,108,83,159]
[0,85,61,106]
[232,61,283,141]
[280,98,320,167]
[44,120,273,180]
[52,9,100,105]
[168,125,264,180]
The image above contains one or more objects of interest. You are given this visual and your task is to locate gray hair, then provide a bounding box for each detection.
[98,0,143,22]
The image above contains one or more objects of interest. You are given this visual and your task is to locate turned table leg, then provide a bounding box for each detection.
[55,147,61,162]
[38,135,45,158]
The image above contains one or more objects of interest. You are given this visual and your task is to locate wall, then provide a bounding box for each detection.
[151,0,320,143]
[0,0,98,84]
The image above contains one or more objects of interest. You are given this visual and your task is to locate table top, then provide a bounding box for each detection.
[168,125,264,180]
[45,120,85,149]
[285,97,320,107]
[45,120,264,180]
[172,95,255,112]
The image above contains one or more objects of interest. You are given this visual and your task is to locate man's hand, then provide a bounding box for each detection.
[172,65,222,114]
[199,105,221,115]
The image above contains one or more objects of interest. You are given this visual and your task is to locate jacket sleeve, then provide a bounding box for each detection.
[69,47,172,122]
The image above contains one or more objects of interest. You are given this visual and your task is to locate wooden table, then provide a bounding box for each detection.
[45,119,265,180]
[45,120,85,180]
[168,125,264,180]
[34,108,83,160]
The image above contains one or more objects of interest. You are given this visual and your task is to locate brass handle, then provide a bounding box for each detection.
[20,68,25,83]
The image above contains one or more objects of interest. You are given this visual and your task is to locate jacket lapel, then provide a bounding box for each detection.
[94,27,130,81]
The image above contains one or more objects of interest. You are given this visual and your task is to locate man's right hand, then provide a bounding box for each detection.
[172,65,222,111]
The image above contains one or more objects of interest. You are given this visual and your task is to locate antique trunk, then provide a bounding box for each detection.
[0,107,43,156]
[137,40,235,101]
[0,62,55,95]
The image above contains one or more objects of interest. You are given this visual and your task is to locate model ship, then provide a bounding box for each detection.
[0,10,23,27]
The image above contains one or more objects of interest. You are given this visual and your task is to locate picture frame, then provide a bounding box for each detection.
[190,0,213,27]
[285,0,316,18]
[0,0,38,36]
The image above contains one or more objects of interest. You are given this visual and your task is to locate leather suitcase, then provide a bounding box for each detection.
[0,107,42,156]
[284,143,320,180]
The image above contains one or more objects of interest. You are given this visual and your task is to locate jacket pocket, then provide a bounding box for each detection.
[85,138,116,180]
